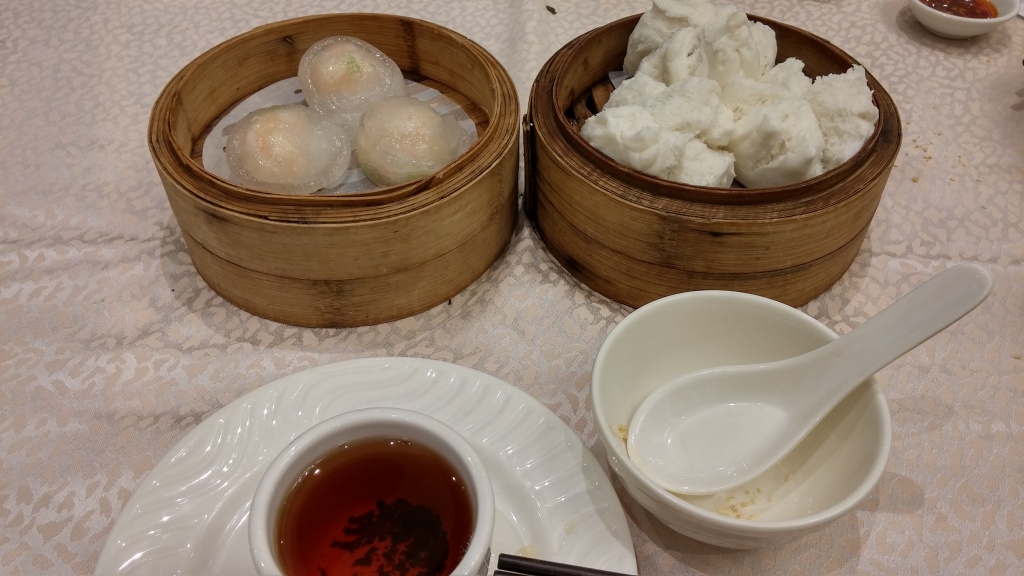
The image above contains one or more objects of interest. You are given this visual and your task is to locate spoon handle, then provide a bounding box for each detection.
[801,263,992,409]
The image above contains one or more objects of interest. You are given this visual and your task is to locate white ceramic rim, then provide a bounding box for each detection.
[911,0,1019,22]
[591,290,892,534]
[908,0,1019,34]
[249,407,495,576]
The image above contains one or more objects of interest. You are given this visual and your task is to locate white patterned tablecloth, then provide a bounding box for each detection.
[1,1,1022,574]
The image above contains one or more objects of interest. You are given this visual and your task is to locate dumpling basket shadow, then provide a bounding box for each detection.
[149,14,519,327]
[523,14,902,307]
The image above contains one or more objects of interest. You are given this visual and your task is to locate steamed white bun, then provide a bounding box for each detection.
[721,76,793,123]
[581,105,683,178]
[762,57,812,98]
[805,65,878,170]
[669,137,736,187]
[644,77,734,148]
[585,0,879,189]
[581,104,735,187]
[604,73,668,109]
[624,0,719,75]
[703,10,776,88]
[727,97,825,188]
[636,27,708,85]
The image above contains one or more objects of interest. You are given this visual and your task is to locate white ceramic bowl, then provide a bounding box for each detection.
[591,291,891,548]
[907,0,1019,39]
[250,407,494,575]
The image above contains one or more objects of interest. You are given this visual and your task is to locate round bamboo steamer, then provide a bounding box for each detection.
[524,14,902,308]
[149,14,519,327]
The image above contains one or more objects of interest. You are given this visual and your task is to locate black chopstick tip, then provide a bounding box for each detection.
[496,553,636,576]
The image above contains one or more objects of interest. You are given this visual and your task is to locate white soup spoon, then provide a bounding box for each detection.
[627,263,993,495]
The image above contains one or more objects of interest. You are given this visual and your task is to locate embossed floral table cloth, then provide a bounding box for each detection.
[2,1,1022,574]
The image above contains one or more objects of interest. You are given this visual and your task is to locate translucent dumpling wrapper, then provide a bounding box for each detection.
[356,96,470,187]
[298,36,407,132]
[225,104,352,194]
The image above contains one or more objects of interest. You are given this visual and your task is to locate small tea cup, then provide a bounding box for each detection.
[249,407,494,575]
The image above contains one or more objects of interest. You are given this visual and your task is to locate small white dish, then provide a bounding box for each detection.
[95,358,637,575]
[907,0,1020,39]
[591,291,891,549]
[250,407,494,576]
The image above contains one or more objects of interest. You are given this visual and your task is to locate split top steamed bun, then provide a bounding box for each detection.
[356,96,470,187]
[225,104,351,195]
[299,36,407,132]
[581,76,736,187]
[583,0,878,189]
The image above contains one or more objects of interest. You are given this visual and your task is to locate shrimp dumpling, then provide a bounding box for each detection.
[356,96,469,187]
[225,104,351,194]
[299,36,407,130]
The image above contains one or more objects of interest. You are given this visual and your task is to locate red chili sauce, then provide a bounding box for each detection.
[919,0,999,18]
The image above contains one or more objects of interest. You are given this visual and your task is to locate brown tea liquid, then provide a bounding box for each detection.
[275,437,475,576]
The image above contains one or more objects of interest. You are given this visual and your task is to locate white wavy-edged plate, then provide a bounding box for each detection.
[96,357,637,575]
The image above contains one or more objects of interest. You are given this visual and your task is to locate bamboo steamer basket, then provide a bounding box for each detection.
[149,14,519,327]
[524,14,901,308]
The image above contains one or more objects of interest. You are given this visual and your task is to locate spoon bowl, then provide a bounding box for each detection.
[592,288,893,547]
[628,263,992,495]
